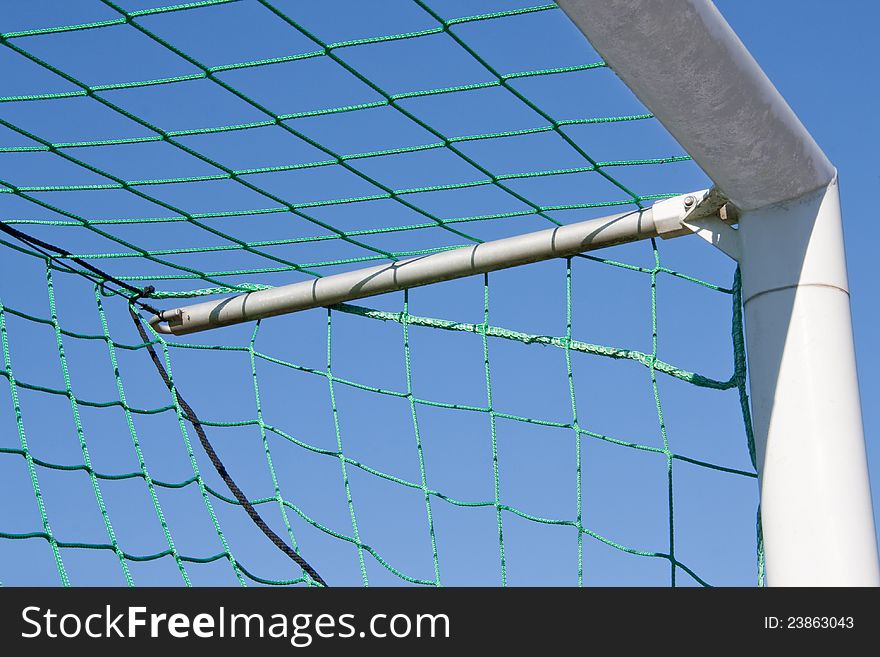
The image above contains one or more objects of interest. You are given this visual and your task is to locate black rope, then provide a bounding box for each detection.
[128,305,327,587]
[1,220,327,586]
[0,220,161,313]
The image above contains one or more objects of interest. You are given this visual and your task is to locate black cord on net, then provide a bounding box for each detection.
[0,220,328,587]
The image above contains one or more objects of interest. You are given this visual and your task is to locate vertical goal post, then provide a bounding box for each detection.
[556,0,879,586]
[148,0,880,586]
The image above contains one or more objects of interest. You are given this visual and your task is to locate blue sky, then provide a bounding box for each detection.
[0,0,874,587]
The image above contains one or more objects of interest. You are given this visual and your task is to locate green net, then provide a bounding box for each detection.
[0,0,760,586]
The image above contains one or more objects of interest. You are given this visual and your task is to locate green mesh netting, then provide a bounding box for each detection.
[0,0,761,586]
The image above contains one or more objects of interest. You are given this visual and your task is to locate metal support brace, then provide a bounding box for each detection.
[653,189,741,261]
[148,192,737,336]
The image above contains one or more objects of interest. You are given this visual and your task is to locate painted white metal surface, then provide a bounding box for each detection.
[555,0,834,211]
[558,0,878,585]
[740,178,879,585]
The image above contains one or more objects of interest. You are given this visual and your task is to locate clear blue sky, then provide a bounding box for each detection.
[0,0,875,587]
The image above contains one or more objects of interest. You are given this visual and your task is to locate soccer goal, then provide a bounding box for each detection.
[0,0,876,587]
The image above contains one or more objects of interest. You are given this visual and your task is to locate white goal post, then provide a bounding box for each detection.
[556,0,879,587]
[149,0,879,585]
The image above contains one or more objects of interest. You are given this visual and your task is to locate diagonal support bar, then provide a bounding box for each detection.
[150,206,660,335]
[150,191,740,337]
[149,196,734,336]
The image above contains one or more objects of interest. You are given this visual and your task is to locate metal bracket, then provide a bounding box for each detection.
[652,188,741,261]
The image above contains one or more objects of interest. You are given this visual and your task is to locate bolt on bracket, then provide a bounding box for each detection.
[652,188,741,261]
